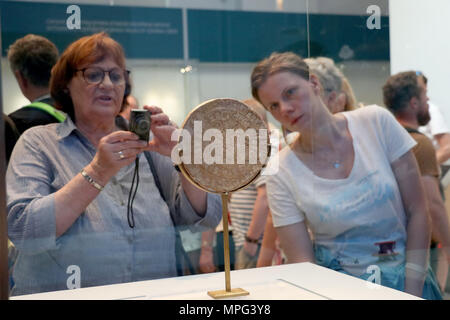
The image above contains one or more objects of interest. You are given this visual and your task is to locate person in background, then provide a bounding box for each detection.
[251,51,441,299]
[256,208,285,267]
[304,57,358,114]
[3,114,20,164]
[116,94,139,129]
[228,99,270,270]
[207,217,236,272]
[421,102,450,165]
[6,34,65,156]
[340,77,360,111]
[198,229,218,273]
[417,73,450,166]
[383,71,450,293]
[6,32,221,295]
[179,225,219,275]
[120,95,139,122]
[197,99,271,272]
[417,72,450,296]
[4,34,63,291]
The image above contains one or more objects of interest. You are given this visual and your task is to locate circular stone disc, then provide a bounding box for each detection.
[178,98,270,194]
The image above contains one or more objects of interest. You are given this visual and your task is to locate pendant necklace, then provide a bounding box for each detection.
[297,137,341,169]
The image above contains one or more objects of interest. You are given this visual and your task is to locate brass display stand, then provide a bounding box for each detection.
[176,98,270,299]
[207,193,249,298]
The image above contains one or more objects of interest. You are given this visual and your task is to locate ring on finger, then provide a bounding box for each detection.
[118,150,125,159]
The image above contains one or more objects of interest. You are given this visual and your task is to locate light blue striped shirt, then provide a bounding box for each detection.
[6,117,221,296]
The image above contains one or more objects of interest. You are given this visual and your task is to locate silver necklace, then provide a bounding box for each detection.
[297,138,341,169]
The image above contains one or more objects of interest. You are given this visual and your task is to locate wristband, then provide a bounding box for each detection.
[81,168,104,191]
[245,235,259,244]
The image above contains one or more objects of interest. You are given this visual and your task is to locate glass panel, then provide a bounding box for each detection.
[1,0,446,301]
[301,0,441,300]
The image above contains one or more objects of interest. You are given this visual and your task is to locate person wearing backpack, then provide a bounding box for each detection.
[6,34,65,160]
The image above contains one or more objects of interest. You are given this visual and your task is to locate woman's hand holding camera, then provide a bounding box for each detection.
[142,105,178,157]
[88,131,148,185]
[86,105,176,185]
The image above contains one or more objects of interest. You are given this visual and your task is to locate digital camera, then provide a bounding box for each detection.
[129,109,151,142]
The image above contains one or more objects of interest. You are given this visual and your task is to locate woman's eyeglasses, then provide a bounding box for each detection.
[77,67,130,85]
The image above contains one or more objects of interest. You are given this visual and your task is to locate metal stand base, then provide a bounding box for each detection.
[206,193,250,300]
[207,288,249,299]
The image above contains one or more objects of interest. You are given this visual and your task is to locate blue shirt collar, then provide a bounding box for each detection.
[55,116,128,141]
[55,116,79,141]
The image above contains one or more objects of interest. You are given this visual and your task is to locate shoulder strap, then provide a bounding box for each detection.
[3,113,20,140]
[143,151,167,202]
[3,113,21,162]
[403,126,422,135]
[143,151,195,276]
[26,102,66,123]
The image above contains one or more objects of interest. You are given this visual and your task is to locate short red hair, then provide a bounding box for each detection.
[50,32,130,121]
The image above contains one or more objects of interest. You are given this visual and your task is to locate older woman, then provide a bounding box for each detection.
[6,32,221,296]
[304,57,358,113]
[251,52,442,299]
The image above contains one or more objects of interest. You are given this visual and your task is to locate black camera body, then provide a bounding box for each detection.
[129,109,151,142]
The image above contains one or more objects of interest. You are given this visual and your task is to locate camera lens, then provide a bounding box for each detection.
[137,119,150,134]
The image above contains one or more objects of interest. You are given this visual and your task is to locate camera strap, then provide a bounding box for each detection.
[126,157,140,228]
[124,150,195,275]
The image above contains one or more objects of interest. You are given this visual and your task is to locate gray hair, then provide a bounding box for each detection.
[304,57,343,97]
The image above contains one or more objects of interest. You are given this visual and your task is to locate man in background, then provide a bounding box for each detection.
[4,34,62,290]
[417,73,450,198]
[420,101,450,166]
[417,73,450,166]
[384,71,450,294]
[5,34,63,160]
